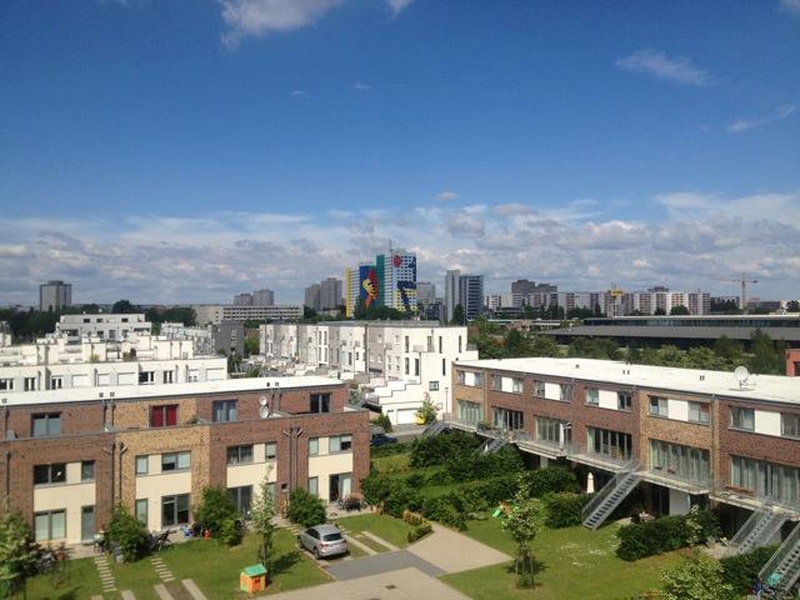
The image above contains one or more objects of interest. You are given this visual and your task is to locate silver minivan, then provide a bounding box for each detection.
[297,524,348,559]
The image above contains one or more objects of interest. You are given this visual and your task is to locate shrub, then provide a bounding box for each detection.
[193,486,241,545]
[410,431,482,469]
[422,493,467,530]
[542,493,593,529]
[720,544,778,594]
[521,468,581,498]
[287,488,327,528]
[218,516,243,547]
[616,510,719,561]
[107,505,150,562]
[408,521,433,542]
[372,414,393,433]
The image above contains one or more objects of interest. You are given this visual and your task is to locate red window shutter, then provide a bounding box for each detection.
[166,405,177,427]
[151,407,163,427]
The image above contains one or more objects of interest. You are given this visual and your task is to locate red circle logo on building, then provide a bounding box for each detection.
[393,254,402,267]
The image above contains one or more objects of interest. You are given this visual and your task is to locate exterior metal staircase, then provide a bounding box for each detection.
[477,436,508,454]
[728,507,786,555]
[581,461,641,530]
[422,421,447,437]
[760,521,800,598]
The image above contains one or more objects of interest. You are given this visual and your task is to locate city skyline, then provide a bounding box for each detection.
[1,1,798,305]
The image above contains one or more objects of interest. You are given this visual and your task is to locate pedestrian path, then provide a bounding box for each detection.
[183,578,209,600]
[93,554,117,596]
[151,555,176,583]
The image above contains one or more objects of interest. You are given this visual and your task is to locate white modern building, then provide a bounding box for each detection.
[260,321,479,425]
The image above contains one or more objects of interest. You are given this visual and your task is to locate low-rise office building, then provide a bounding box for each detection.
[0,376,369,545]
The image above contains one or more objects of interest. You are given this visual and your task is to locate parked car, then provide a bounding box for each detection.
[370,432,398,447]
[297,524,348,559]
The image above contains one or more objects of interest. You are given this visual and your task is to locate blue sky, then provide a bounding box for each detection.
[1,0,799,306]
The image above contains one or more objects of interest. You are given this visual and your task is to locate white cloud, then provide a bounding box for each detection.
[727,104,796,133]
[290,89,310,98]
[779,0,800,15]
[387,0,414,15]
[352,81,372,91]
[220,0,344,47]
[435,190,459,202]
[2,191,799,305]
[615,48,714,86]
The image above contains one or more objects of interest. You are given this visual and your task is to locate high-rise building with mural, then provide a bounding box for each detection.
[344,249,417,317]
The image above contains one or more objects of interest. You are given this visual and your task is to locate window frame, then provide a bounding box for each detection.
[33,463,67,486]
[226,445,254,465]
[649,396,669,418]
[150,404,178,428]
[265,442,277,461]
[309,437,319,456]
[81,460,95,482]
[161,494,190,527]
[329,434,353,453]
[161,451,191,472]
[32,413,62,437]
[212,399,238,423]
[730,406,755,431]
[34,510,66,542]
[136,455,149,476]
[688,401,710,425]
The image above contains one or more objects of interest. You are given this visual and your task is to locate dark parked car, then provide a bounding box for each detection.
[370,432,398,446]
[297,524,348,559]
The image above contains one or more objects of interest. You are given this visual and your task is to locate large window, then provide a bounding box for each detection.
[150,405,178,428]
[161,452,191,472]
[512,378,524,394]
[310,393,331,414]
[688,402,710,425]
[586,427,633,461]
[649,396,668,418]
[81,460,95,482]
[35,510,66,542]
[226,445,253,465]
[536,417,570,446]
[329,434,352,453]
[730,456,800,504]
[139,371,154,384]
[34,463,66,485]
[212,400,238,423]
[650,440,710,484]
[228,486,253,517]
[617,392,632,411]
[782,413,800,438]
[457,399,483,425]
[585,388,599,406]
[0,379,13,391]
[32,413,61,437]
[308,476,319,497]
[162,494,190,527]
[491,375,502,391]
[559,383,571,402]
[492,407,524,431]
[730,406,755,431]
[534,381,545,398]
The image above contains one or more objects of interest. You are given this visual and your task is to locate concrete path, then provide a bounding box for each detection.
[183,578,209,600]
[326,549,444,581]
[259,566,470,600]
[154,583,174,599]
[362,530,399,551]
[407,522,511,573]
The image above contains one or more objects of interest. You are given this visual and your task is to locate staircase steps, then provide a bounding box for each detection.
[760,521,800,597]
[581,461,641,530]
[422,421,447,437]
[731,511,785,555]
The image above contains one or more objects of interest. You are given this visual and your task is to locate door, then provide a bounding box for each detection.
[81,506,95,543]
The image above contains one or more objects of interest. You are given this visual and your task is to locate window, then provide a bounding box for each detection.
[34,463,66,485]
[50,376,63,390]
[429,381,439,391]
[310,393,330,414]
[139,371,154,384]
[34,510,66,542]
[649,396,668,417]
[442,358,446,376]
[491,375,503,391]
[512,378,524,394]
[404,336,409,352]
[329,434,352,453]
[438,336,443,353]
[161,451,191,472]
[81,460,95,482]
[456,370,466,385]
[586,427,633,461]
[228,486,253,516]
[32,413,61,437]
[265,442,277,461]
[493,407,524,431]
[534,381,545,398]
[559,383,571,402]
[0,379,13,391]
[135,499,148,524]
[227,445,253,465]
[414,358,420,376]
[150,405,178,427]
[309,437,319,456]
[617,392,632,411]
[782,413,800,438]
[473,373,484,387]
[688,402,710,425]
[24,377,36,391]
[730,456,800,504]
[650,440,710,483]
[730,406,755,431]
[457,399,483,425]
[404,357,409,375]
[308,476,319,497]
[212,400,238,423]
[536,417,570,446]
[585,388,599,406]
[136,455,149,475]
[163,371,174,384]
[162,494,190,527]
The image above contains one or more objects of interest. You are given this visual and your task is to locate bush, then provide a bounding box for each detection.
[402,510,433,542]
[287,488,327,528]
[444,445,525,482]
[372,414,393,433]
[542,493,593,529]
[521,468,581,497]
[107,505,150,562]
[720,544,778,594]
[194,486,241,545]
[410,431,482,469]
[422,493,467,530]
[460,475,518,511]
[616,510,719,561]
[218,516,243,547]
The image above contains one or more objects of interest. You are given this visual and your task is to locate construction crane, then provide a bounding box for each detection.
[720,272,758,314]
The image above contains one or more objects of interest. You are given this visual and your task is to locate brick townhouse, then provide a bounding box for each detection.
[0,376,369,545]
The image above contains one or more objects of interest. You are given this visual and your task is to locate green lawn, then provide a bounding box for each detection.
[443,516,685,600]
[335,512,412,549]
[23,528,333,600]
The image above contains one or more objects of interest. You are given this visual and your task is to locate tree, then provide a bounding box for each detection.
[108,504,150,562]
[194,486,241,546]
[286,488,326,528]
[787,300,800,312]
[670,305,691,315]
[250,475,277,574]
[529,335,561,357]
[244,336,260,357]
[415,392,438,425]
[0,503,38,599]
[451,304,466,325]
[112,299,139,314]
[659,550,733,600]
[748,329,785,375]
[501,474,546,588]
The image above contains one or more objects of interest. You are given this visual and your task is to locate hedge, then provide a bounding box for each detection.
[616,509,719,561]
[720,544,778,594]
[542,493,593,529]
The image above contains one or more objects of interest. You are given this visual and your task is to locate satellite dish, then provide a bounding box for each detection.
[259,406,270,419]
[734,366,750,387]
[259,396,268,406]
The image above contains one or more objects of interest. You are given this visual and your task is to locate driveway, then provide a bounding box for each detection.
[407,522,511,573]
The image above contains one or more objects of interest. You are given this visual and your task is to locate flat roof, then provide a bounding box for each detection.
[455,357,800,405]
[546,324,800,342]
[0,375,344,407]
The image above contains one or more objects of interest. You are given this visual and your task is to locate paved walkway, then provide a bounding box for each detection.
[407,522,511,573]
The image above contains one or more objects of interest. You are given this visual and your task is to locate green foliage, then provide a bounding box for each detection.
[244,336,260,357]
[144,306,196,327]
[616,510,719,561]
[669,305,691,315]
[748,329,785,375]
[501,474,547,588]
[372,413,393,433]
[410,431,483,468]
[443,444,524,482]
[542,493,593,529]
[112,299,139,313]
[194,486,241,545]
[567,337,621,360]
[407,522,433,542]
[287,488,327,528]
[529,334,562,357]
[719,544,777,594]
[451,304,466,325]
[250,475,277,573]
[659,550,734,600]
[520,467,581,497]
[415,392,438,425]
[0,504,38,598]
[218,517,243,547]
[108,504,150,562]
[422,493,468,530]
